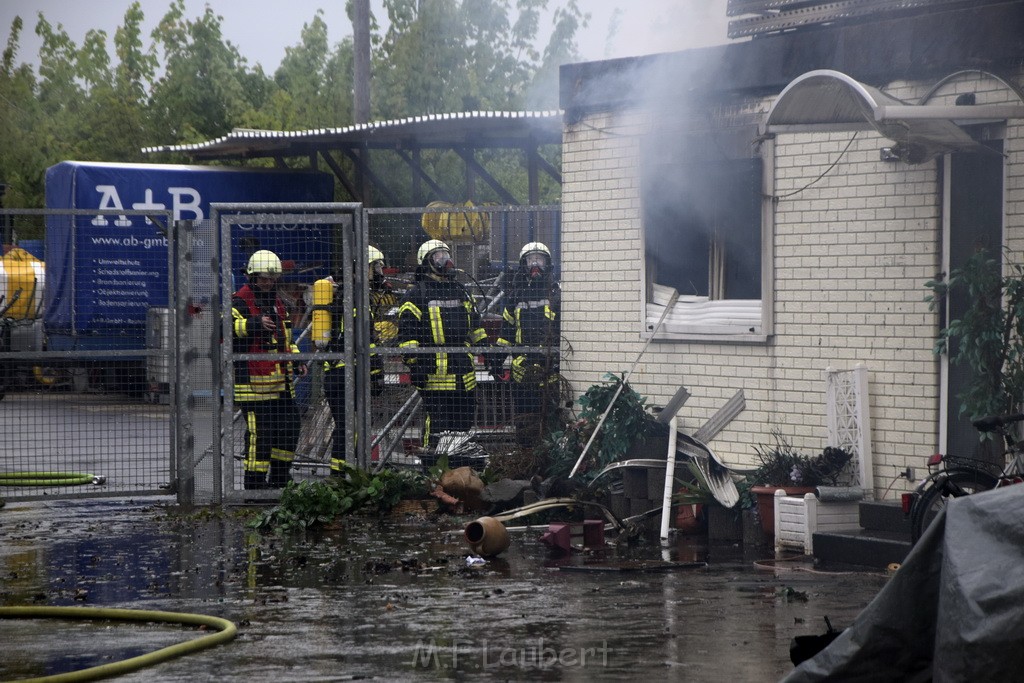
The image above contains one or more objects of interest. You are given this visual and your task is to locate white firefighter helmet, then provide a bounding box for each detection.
[417,239,450,266]
[368,245,385,266]
[519,241,551,263]
[246,249,282,276]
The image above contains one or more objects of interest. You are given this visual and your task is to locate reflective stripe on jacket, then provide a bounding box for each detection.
[397,277,486,391]
[232,285,295,401]
[496,280,559,384]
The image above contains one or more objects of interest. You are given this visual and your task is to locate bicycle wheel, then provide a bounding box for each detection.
[910,467,998,543]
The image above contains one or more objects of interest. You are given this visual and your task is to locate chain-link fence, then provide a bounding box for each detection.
[2,204,564,505]
[0,209,175,502]
[362,205,563,481]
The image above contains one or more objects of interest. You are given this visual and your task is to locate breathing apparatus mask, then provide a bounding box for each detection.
[427,248,454,274]
[523,252,548,279]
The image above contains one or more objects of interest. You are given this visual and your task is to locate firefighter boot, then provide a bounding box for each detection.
[243,471,268,490]
[268,459,293,488]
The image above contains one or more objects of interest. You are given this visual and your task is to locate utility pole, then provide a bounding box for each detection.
[352,0,372,205]
[353,0,371,124]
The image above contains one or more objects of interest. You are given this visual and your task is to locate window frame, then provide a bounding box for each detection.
[638,126,774,343]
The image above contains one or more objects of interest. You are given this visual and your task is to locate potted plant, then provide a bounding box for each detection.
[748,432,852,535]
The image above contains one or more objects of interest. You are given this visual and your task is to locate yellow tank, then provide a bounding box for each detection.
[421,201,492,241]
[0,247,45,320]
[310,277,335,347]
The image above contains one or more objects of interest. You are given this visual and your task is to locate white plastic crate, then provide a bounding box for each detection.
[774,489,862,554]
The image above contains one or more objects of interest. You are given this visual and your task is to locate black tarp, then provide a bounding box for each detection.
[783,484,1024,682]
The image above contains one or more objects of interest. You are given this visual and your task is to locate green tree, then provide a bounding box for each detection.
[374,0,583,118]
[148,0,270,144]
[272,12,339,128]
[0,16,48,209]
[1,0,581,208]
[926,249,1024,426]
[363,0,577,204]
[5,13,85,207]
[74,3,158,163]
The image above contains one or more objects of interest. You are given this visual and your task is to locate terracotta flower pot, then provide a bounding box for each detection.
[464,516,510,557]
[750,485,816,536]
[674,503,704,535]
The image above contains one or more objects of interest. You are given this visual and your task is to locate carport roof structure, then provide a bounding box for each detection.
[141,110,564,206]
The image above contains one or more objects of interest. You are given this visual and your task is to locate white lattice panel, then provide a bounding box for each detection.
[826,364,874,498]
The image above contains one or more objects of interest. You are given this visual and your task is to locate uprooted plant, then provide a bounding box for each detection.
[250,463,431,534]
[541,373,657,481]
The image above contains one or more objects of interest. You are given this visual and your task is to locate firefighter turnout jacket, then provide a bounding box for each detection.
[496,276,560,385]
[397,275,487,391]
[231,284,299,400]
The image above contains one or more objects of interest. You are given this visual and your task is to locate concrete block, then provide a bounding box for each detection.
[622,469,647,499]
[707,503,743,542]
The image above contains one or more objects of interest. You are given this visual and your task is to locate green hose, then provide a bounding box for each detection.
[0,606,238,682]
[0,472,100,487]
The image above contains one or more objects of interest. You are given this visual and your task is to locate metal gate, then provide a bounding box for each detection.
[172,203,562,503]
[0,208,176,502]
[3,204,562,505]
[174,203,367,505]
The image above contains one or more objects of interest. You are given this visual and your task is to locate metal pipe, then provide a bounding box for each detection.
[372,393,422,473]
[660,415,679,541]
[370,390,420,449]
[569,288,680,478]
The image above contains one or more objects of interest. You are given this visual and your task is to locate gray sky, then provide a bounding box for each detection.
[1,0,731,72]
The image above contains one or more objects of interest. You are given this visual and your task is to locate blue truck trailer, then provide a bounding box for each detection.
[44,161,334,351]
[40,161,334,396]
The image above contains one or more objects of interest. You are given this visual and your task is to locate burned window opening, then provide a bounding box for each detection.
[640,123,765,339]
[644,158,762,300]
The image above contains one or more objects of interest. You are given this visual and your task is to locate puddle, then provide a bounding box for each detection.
[0,499,889,681]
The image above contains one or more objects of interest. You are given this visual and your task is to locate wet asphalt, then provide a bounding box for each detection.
[0,498,890,682]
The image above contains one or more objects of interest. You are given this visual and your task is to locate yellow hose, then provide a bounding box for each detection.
[32,366,59,386]
[0,606,237,682]
[0,473,99,487]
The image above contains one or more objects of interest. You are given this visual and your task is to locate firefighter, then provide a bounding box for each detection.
[397,239,487,447]
[232,250,305,489]
[493,242,560,439]
[312,245,395,475]
[367,245,399,387]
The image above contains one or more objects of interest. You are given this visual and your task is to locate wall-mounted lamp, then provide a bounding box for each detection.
[880,142,929,164]
[880,147,901,162]
[955,93,976,106]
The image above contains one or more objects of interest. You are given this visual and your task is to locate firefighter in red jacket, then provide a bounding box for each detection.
[397,239,487,448]
[232,250,305,489]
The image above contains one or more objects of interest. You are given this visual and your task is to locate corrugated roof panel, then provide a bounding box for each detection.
[140,110,563,158]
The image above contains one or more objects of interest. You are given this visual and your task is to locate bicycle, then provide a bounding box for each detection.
[907,412,1024,543]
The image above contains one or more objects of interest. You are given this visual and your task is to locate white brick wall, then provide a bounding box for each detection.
[560,68,1024,498]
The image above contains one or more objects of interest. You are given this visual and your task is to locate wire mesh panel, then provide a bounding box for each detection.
[0,209,175,502]
[365,205,564,479]
[171,203,564,501]
[206,204,366,504]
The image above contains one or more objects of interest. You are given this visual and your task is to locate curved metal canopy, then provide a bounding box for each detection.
[764,70,1022,163]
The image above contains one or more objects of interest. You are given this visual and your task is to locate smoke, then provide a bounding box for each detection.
[561,11,760,302]
[585,0,731,61]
